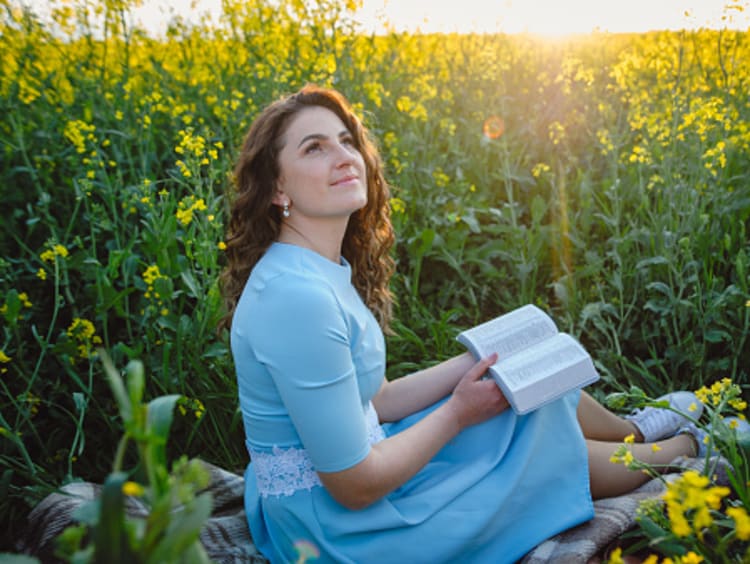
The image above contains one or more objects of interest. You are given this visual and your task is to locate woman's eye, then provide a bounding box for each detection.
[304,142,321,154]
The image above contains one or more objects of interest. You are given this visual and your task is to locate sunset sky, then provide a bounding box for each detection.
[26,0,750,35]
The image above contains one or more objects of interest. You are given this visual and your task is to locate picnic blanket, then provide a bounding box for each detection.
[18,456,727,563]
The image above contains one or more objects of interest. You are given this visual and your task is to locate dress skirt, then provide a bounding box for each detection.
[245,389,594,564]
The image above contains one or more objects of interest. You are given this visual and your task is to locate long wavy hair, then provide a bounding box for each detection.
[218,85,395,332]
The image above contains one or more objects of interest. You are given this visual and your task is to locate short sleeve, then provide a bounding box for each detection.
[247,274,370,472]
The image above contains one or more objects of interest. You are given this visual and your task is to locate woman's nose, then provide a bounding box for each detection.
[333,142,357,165]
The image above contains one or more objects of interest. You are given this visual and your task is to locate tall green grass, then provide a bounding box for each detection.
[1,0,748,551]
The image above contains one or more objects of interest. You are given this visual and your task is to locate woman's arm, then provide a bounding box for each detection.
[371,352,477,422]
[318,353,509,510]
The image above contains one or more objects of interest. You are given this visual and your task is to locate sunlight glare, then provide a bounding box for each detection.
[355,0,750,35]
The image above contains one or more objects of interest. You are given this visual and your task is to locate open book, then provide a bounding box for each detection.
[456,304,599,415]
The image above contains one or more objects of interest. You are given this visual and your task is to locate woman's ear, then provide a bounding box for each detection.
[271,190,287,207]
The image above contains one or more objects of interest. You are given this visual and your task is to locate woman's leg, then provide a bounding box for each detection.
[587,434,696,499]
[577,391,644,442]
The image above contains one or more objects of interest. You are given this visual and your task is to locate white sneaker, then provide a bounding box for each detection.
[679,416,750,457]
[625,391,703,442]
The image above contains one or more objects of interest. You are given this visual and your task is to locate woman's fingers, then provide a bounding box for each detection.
[463,353,498,382]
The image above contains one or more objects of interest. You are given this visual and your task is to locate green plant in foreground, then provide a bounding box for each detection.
[54,354,213,563]
[606,380,750,563]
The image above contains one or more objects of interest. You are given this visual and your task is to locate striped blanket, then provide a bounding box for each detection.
[18,457,725,563]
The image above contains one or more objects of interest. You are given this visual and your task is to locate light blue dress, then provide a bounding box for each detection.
[231,243,594,564]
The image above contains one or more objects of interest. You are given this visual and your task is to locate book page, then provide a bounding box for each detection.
[491,333,589,391]
[457,304,558,359]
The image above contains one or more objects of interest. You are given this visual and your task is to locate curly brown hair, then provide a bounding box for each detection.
[218,85,395,332]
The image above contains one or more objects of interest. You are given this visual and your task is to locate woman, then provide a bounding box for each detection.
[220,85,700,563]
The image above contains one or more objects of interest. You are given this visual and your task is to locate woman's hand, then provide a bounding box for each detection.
[446,353,509,430]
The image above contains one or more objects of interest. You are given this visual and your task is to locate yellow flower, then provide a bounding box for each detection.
[142,265,163,286]
[40,244,69,263]
[666,507,692,537]
[122,481,145,497]
[607,547,624,564]
[18,293,32,308]
[651,444,662,453]
[680,552,703,564]
[67,318,96,341]
[663,470,730,538]
[729,398,747,412]
[531,163,551,178]
[217,241,227,251]
[0,350,11,363]
[36,268,47,280]
[727,506,750,540]
[624,433,635,444]
[389,197,406,214]
[175,197,208,226]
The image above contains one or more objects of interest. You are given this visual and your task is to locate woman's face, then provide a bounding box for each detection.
[273,106,367,221]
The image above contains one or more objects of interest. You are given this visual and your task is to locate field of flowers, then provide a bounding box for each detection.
[1,0,749,559]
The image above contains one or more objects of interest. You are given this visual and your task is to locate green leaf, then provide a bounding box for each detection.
[409,228,435,258]
[202,341,228,359]
[635,513,668,539]
[93,472,136,564]
[704,329,731,343]
[154,276,174,301]
[146,494,213,564]
[145,395,181,471]
[530,194,547,225]
[100,351,132,424]
[635,256,669,269]
[0,554,41,563]
[126,360,145,406]
[180,270,200,298]
[2,289,21,326]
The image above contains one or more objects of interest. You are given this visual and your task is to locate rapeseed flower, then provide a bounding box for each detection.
[40,244,69,263]
[727,506,750,540]
[66,318,102,361]
[694,378,744,414]
[176,197,208,226]
[663,470,730,538]
[63,120,96,154]
[178,397,205,420]
[142,265,163,286]
[122,481,145,497]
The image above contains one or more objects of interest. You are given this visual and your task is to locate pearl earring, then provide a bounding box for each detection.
[282,203,290,218]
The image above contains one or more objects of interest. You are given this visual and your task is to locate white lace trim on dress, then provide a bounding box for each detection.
[249,401,385,498]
